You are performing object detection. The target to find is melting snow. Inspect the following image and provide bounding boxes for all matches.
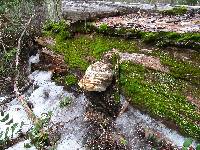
[116,98,193,147]
[6,140,36,150]
[57,134,85,150]
[0,104,32,140]
[29,54,40,64]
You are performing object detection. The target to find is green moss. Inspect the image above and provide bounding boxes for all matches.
[43,20,71,41]
[95,23,199,50]
[98,23,109,33]
[161,6,188,15]
[141,32,159,44]
[65,74,77,86]
[0,48,16,76]
[43,20,200,141]
[152,51,200,85]
[120,62,200,140]
[49,34,138,71]
[113,91,120,104]
[140,31,200,50]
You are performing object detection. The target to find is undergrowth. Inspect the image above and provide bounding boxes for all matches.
[28,112,53,149]
[0,110,24,149]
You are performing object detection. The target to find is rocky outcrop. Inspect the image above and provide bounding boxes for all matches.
[104,49,169,73]
[78,61,113,92]
[79,49,169,92]
[94,10,200,33]
[62,0,139,22]
[119,52,169,73]
[32,47,68,74]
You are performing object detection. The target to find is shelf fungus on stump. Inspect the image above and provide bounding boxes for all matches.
[78,61,113,92]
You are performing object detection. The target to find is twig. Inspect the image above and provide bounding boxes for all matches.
[0,32,6,53]
[14,15,33,96]
[13,14,38,123]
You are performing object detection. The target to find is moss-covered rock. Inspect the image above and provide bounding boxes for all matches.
[152,51,200,85]
[94,24,200,50]
[119,61,200,141]
[160,6,188,16]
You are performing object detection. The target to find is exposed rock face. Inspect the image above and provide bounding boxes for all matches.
[32,47,68,74]
[78,61,113,92]
[104,49,169,73]
[120,52,169,73]
[62,0,139,22]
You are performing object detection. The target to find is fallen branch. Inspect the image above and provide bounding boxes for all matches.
[0,31,6,53]
[13,14,38,124]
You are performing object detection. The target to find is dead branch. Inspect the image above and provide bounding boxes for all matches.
[13,14,38,124]
[0,31,6,53]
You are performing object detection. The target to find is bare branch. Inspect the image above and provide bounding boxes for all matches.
[13,14,38,123]
[0,31,6,53]
[14,15,34,96]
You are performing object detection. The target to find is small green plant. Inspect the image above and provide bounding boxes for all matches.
[28,111,52,149]
[98,23,109,33]
[59,97,72,108]
[161,6,187,15]
[0,110,23,149]
[24,143,32,148]
[120,137,128,145]
[64,74,77,86]
[0,48,16,76]
[182,138,200,150]
[3,48,16,63]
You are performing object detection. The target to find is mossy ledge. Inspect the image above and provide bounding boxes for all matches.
[41,20,200,141]
[43,20,200,51]
[160,6,188,16]
[95,24,200,51]
[119,62,200,141]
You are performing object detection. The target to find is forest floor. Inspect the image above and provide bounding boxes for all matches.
[0,3,200,150]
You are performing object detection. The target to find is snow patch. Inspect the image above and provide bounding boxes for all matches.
[116,102,189,147]
[28,70,53,87]
[6,140,36,150]
[0,104,32,140]
[0,96,6,102]
[57,134,85,150]
[29,54,40,64]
